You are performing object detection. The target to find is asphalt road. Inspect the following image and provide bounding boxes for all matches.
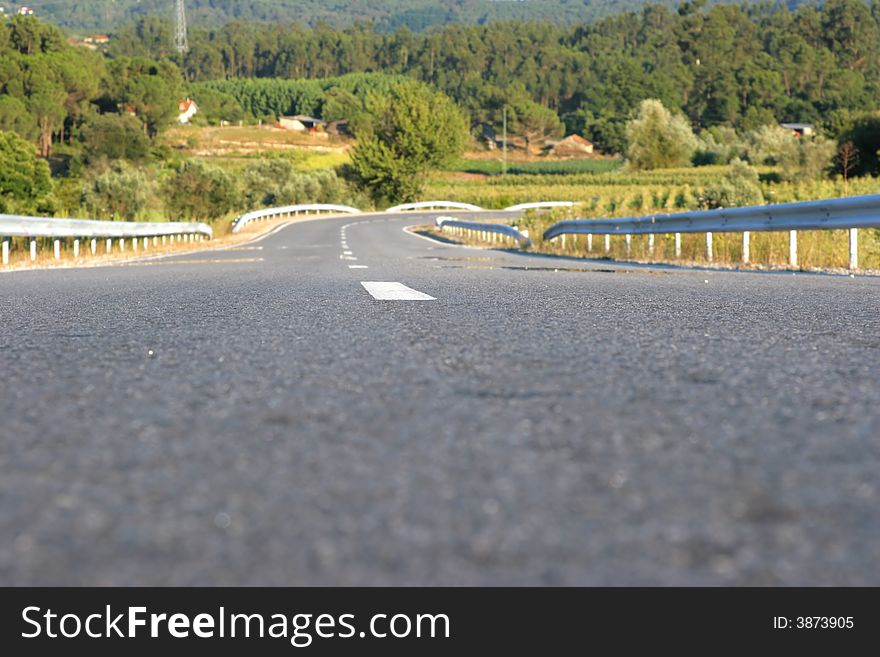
[1,212,878,586]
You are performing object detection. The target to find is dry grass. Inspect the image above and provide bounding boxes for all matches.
[163,125,351,168]
[427,220,880,274]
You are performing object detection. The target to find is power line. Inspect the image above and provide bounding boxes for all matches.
[174,0,189,54]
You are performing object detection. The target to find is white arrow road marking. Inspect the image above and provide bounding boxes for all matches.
[360,282,435,301]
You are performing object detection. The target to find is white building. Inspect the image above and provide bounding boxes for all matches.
[178,99,199,124]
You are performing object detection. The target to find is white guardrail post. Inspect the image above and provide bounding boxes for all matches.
[0,214,212,266]
[541,194,880,272]
[849,228,858,270]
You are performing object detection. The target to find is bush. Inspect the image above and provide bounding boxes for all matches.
[747,125,836,181]
[239,159,361,209]
[161,160,240,221]
[702,159,764,209]
[694,126,745,166]
[746,125,793,165]
[82,162,157,220]
[778,136,837,182]
[0,130,55,214]
[625,99,697,170]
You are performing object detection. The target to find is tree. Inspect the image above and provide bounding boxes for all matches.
[161,160,240,221]
[837,141,859,195]
[189,88,245,125]
[778,135,837,181]
[839,111,880,175]
[0,130,54,213]
[80,113,152,164]
[103,57,184,136]
[507,96,564,153]
[82,162,156,220]
[350,82,467,203]
[625,99,698,169]
[0,95,35,139]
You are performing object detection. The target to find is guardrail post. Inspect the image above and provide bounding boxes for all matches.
[789,230,797,267]
[560,234,566,250]
[30,238,37,261]
[106,238,112,253]
[1,237,8,265]
[73,238,80,258]
[53,239,61,260]
[625,234,632,255]
[120,238,125,253]
[604,234,610,254]
[153,236,158,247]
[674,233,681,258]
[648,234,655,256]
[90,239,97,255]
[849,228,858,271]
[161,235,167,245]
[742,231,750,264]
[706,232,713,262]
[587,234,593,252]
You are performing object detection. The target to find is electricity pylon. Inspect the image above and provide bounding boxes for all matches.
[174,0,189,54]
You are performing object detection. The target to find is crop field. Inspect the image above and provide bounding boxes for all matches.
[427,166,880,210]
[426,164,880,271]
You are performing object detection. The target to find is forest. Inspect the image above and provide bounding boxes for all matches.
[98,0,880,155]
[2,1,817,32]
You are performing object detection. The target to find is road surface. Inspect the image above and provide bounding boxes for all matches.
[1,212,878,585]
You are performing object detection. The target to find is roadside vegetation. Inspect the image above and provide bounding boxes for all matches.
[1,5,879,270]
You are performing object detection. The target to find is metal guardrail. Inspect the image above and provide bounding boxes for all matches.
[504,201,576,212]
[388,201,483,213]
[435,216,531,247]
[0,214,212,265]
[231,204,361,233]
[542,194,880,270]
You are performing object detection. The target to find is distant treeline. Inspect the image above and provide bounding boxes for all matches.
[2,1,818,32]
[105,0,880,151]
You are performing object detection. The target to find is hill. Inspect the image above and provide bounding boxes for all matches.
[3,0,812,32]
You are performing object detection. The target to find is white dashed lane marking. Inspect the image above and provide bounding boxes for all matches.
[360,282,435,301]
[348,265,368,269]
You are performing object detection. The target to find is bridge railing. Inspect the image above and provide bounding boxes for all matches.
[388,201,483,212]
[231,204,361,233]
[0,214,212,265]
[435,216,531,247]
[542,194,880,270]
